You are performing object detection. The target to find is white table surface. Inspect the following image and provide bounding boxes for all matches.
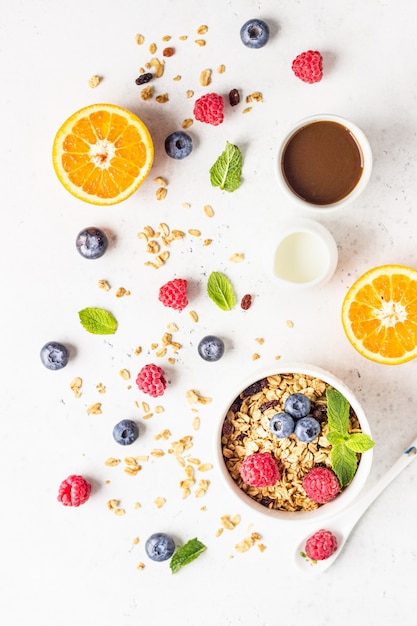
[3,1,417,624]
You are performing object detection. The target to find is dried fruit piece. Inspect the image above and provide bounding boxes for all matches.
[240,294,252,310]
[229,89,240,106]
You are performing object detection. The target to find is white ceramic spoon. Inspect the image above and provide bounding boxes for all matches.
[294,435,417,573]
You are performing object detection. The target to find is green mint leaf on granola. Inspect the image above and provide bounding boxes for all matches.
[326,388,350,434]
[78,307,118,335]
[330,442,358,487]
[325,431,345,446]
[169,537,207,574]
[209,141,242,192]
[345,433,375,453]
[207,271,235,310]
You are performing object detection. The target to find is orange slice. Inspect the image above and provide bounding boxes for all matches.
[52,103,154,205]
[341,265,417,365]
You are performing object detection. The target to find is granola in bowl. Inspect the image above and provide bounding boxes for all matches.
[218,364,374,523]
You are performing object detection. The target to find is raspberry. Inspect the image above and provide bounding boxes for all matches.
[239,452,280,488]
[193,93,224,126]
[302,466,340,503]
[292,50,323,84]
[136,363,167,397]
[159,278,188,311]
[305,529,338,561]
[57,474,91,507]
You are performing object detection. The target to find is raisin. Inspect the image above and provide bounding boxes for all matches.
[241,294,252,310]
[163,47,174,57]
[259,399,279,412]
[222,420,233,436]
[311,404,327,422]
[135,72,153,85]
[240,378,267,398]
[229,88,240,106]
[260,496,275,507]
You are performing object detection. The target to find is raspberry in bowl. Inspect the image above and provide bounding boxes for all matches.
[216,363,374,524]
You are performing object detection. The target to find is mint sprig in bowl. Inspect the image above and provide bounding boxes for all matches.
[216,363,374,524]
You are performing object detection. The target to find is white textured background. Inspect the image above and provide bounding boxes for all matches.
[2,1,417,624]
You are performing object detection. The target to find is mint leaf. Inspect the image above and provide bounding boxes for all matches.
[345,433,375,453]
[326,388,350,434]
[330,442,358,487]
[325,431,345,446]
[209,141,242,192]
[78,307,118,335]
[207,271,235,310]
[170,538,207,574]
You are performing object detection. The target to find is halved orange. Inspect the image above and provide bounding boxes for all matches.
[52,103,154,205]
[342,265,417,365]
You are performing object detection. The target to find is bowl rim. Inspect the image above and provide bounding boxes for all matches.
[275,113,373,214]
[215,362,373,525]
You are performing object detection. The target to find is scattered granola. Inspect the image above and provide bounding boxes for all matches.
[88,75,101,88]
[70,377,82,398]
[87,402,102,415]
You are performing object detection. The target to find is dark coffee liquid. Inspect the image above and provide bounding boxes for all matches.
[282,121,364,205]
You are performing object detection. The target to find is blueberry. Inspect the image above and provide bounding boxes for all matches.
[165,131,193,159]
[40,341,69,370]
[294,417,321,443]
[112,419,139,445]
[270,413,295,438]
[284,393,311,419]
[197,335,225,362]
[240,19,270,49]
[76,227,108,259]
[145,532,175,562]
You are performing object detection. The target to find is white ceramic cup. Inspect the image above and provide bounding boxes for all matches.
[216,363,373,525]
[263,217,338,288]
[276,114,373,213]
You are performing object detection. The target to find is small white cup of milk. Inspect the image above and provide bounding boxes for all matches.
[263,218,338,288]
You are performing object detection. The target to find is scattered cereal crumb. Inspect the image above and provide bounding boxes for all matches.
[162,35,171,41]
[186,90,194,98]
[149,43,157,54]
[246,91,263,103]
[203,204,214,217]
[98,279,110,291]
[155,405,165,413]
[197,25,208,34]
[88,75,101,88]
[189,310,199,323]
[116,287,130,297]
[199,69,212,87]
[275,355,282,360]
[182,118,193,129]
[136,562,145,570]
[217,64,226,74]
[105,458,121,467]
[179,35,188,41]
[87,402,102,415]
[195,39,206,46]
[114,508,126,516]
[257,543,267,552]
[252,353,260,361]
[203,239,212,246]
[192,416,200,431]
[155,94,169,104]
[135,34,144,45]
[132,537,140,545]
[70,377,82,398]
[134,502,142,509]
[167,322,178,332]
[242,107,252,114]
[182,202,191,209]
[96,382,106,393]
[154,497,166,508]
[286,320,294,328]
[156,186,167,200]
[154,176,167,186]
[229,253,244,263]
[119,369,130,380]
[107,499,119,510]
[173,75,182,81]
[216,528,224,537]
[255,338,264,345]
[188,228,201,236]
[198,463,213,472]
[149,57,164,77]
[150,448,165,458]
[141,86,153,100]
[134,346,143,355]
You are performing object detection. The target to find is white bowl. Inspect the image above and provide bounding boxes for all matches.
[276,114,373,213]
[262,217,338,289]
[216,363,373,525]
